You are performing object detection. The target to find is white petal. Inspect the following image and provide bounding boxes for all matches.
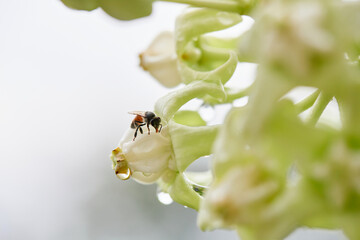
[120,127,172,175]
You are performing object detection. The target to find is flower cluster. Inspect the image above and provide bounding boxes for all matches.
[63,0,360,239]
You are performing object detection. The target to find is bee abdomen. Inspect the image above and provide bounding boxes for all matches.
[131,115,144,129]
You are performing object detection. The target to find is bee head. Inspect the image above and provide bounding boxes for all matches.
[150,117,161,132]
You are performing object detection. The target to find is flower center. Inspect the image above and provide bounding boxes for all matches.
[111,147,131,180]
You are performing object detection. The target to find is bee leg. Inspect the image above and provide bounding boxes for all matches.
[147,122,151,135]
[133,128,140,141]
[139,127,143,134]
[159,124,163,133]
[133,124,146,141]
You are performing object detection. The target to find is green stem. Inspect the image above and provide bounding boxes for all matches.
[295,89,321,114]
[159,0,242,13]
[225,85,252,103]
[194,34,239,65]
[155,81,225,121]
[200,46,232,64]
[202,85,252,105]
[306,92,332,126]
[200,35,259,63]
[200,35,240,51]
[336,89,360,148]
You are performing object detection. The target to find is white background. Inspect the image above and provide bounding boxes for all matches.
[0,1,347,240]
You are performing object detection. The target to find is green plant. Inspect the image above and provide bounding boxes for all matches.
[64,0,360,239]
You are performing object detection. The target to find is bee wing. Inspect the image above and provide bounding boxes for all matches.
[128,111,146,117]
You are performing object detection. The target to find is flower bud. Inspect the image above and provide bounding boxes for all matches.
[198,164,279,230]
[139,31,182,88]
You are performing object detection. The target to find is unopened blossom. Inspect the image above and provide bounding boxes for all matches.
[198,164,280,230]
[139,31,182,88]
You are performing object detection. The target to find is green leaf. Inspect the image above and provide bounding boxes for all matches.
[61,0,154,20]
[61,0,99,11]
[99,0,154,20]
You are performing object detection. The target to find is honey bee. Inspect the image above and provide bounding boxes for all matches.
[129,111,162,141]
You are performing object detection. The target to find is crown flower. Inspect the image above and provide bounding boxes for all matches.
[62,0,360,239]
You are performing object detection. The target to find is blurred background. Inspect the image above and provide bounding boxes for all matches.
[0,1,348,239]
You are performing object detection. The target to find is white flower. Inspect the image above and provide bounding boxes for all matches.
[139,31,182,88]
[111,126,176,184]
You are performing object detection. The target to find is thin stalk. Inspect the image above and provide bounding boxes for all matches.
[200,35,259,63]
[200,46,231,63]
[225,85,252,103]
[200,35,240,50]
[306,92,333,126]
[202,85,252,105]
[159,0,242,13]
